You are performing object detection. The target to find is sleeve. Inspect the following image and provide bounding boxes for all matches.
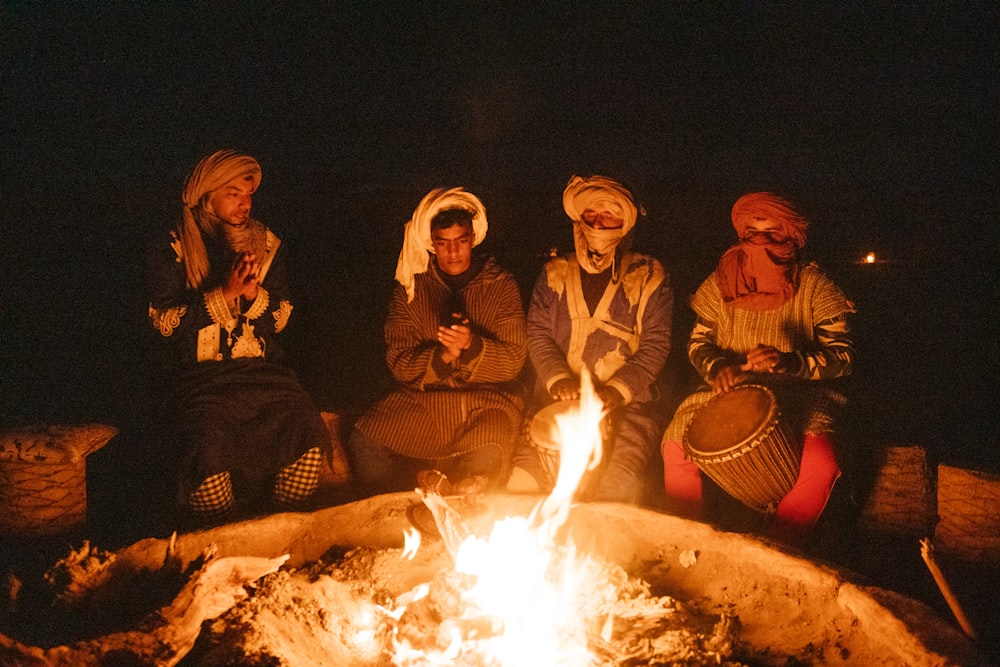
[383,284,444,389]
[686,275,739,383]
[783,271,857,380]
[454,272,526,385]
[250,239,295,338]
[605,262,673,405]
[145,231,223,365]
[526,261,577,393]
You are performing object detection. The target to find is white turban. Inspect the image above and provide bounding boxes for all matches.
[562,175,640,274]
[394,187,488,302]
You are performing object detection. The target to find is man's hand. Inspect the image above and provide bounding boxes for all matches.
[549,377,579,401]
[437,314,472,363]
[711,364,748,396]
[596,385,624,412]
[712,344,790,395]
[741,344,787,374]
[223,252,260,303]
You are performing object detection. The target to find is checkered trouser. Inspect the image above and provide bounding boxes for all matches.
[188,471,235,521]
[273,446,323,505]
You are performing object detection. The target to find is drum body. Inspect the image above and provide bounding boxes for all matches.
[527,400,578,488]
[683,385,801,513]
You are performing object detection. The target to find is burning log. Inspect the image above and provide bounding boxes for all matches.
[376,534,743,666]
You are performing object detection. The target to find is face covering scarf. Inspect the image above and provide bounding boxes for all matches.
[563,175,639,276]
[715,192,808,311]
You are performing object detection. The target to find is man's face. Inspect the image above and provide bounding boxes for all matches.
[432,223,473,275]
[207,174,256,226]
[742,216,788,244]
[581,208,624,230]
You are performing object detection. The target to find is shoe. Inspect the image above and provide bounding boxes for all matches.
[416,469,454,495]
[454,475,488,496]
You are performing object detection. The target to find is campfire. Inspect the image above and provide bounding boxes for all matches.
[378,370,739,665]
[0,372,988,665]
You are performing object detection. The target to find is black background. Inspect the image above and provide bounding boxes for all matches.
[2,2,998,473]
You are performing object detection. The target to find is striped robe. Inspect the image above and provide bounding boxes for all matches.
[664,262,857,443]
[354,256,527,460]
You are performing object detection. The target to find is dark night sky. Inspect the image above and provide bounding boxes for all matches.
[2,3,998,469]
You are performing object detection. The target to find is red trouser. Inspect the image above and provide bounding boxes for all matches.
[661,432,841,547]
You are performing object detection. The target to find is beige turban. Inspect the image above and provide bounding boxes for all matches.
[177,149,262,289]
[394,187,488,302]
[562,175,640,274]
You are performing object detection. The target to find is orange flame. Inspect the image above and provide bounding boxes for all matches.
[390,369,608,665]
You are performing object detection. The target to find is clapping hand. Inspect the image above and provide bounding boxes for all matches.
[438,313,472,362]
[224,252,260,302]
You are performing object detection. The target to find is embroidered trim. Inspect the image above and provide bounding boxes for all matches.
[231,321,265,359]
[169,230,183,263]
[272,299,293,333]
[244,287,270,320]
[204,287,238,331]
[148,304,187,336]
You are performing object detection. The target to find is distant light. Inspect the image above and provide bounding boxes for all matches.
[864,252,876,264]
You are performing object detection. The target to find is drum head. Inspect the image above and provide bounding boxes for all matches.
[685,385,775,456]
[529,399,579,453]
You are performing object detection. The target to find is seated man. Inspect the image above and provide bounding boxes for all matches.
[346,188,527,497]
[661,192,857,548]
[507,175,673,505]
[145,149,330,525]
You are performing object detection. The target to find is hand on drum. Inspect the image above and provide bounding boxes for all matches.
[712,345,787,395]
[711,365,749,396]
[596,385,624,412]
[549,377,580,401]
[742,344,788,375]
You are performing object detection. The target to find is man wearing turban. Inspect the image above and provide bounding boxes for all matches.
[507,175,673,505]
[346,188,527,498]
[661,192,857,548]
[146,149,329,525]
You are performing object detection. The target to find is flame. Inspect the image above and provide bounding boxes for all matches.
[389,369,609,665]
[402,527,421,560]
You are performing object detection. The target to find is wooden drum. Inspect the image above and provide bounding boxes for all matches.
[527,400,579,489]
[683,384,801,514]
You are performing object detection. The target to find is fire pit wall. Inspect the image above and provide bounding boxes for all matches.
[111,492,985,666]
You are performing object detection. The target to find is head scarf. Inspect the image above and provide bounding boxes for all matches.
[394,187,488,302]
[562,175,641,276]
[715,192,809,311]
[177,149,263,289]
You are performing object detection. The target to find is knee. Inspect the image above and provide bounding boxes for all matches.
[661,437,693,469]
[273,447,323,505]
[188,471,235,522]
[800,433,841,482]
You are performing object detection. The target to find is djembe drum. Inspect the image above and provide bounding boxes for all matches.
[527,400,579,489]
[683,384,801,514]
